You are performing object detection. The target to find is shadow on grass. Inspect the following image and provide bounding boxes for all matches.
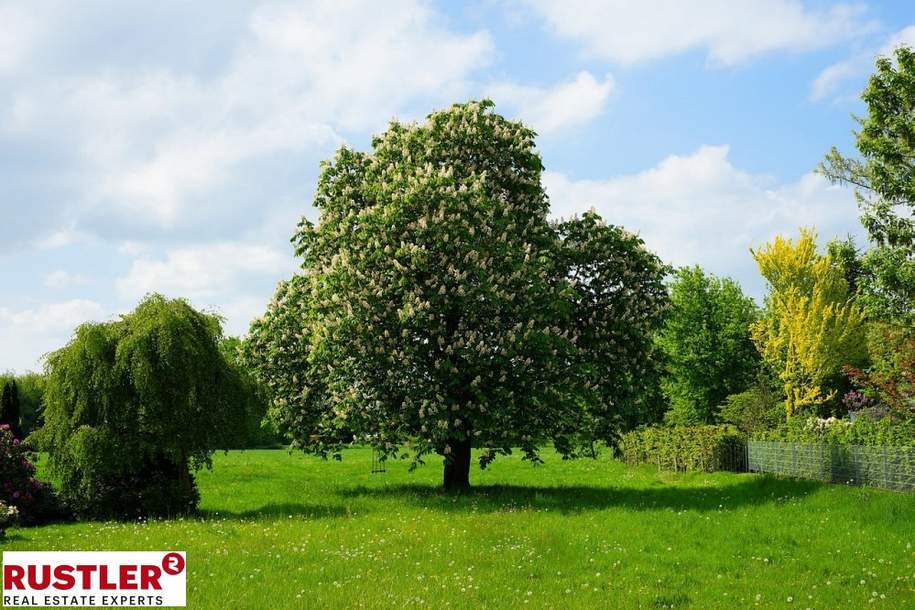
[336,474,823,514]
[198,502,350,522]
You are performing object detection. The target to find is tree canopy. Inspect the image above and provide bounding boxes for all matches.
[220,336,277,447]
[658,266,760,424]
[552,212,670,438]
[245,100,668,489]
[820,45,915,325]
[750,229,868,418]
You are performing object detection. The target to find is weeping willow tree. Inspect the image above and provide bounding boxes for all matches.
[750,229,867,418]
[39,294,248,518]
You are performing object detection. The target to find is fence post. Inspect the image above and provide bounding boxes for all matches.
[883,446,889,489]
[820,444,828,481]
[852,445,859,485]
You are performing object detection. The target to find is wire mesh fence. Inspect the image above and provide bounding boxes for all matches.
[747,441,915,492]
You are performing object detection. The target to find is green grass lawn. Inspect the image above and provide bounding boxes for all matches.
[4,448,915,609]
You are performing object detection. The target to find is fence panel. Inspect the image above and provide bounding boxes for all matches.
[747,441,915,492]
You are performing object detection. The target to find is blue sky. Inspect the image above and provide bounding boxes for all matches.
[1,0,913,372]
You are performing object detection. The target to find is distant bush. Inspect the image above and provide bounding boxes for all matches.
[619,425,746,472]
[1,380,22,438]
[0,372,46,437]
[718,372,783,436]
[756,416,915,447]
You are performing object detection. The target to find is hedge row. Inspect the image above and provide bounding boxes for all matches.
[754,416,915,447]
[619,425,746,472]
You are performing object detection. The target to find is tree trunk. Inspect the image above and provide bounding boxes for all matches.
[443,438,471,492]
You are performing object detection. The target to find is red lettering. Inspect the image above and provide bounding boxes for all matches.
[52,565,75,590]
[74,565,96,589]
[28,565,51,590]
[140,565,162,590]
[99,565,116,590]
[3,559,175,592]
[119,565,138,590]
[3,565,24,590]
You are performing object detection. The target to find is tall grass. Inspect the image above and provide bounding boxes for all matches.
[5,447,914,608]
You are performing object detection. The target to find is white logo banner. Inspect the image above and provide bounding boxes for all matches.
[2,551,186,607]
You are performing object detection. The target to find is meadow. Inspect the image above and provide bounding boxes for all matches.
[4,448,915,609]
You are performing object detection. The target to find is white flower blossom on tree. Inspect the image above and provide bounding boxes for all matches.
[244,101,668,490]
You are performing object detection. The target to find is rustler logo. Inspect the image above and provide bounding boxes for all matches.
[1,552,186,607]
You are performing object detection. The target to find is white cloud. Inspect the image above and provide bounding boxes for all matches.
[0,300,106,371]
[1,241,292,370]
[117,241,152,257]
[811,24,915,101]
[486,71,614,134]
[524,0,870,66]
[0,0,497,370]
[43,271,90,289]
[811,59,861,101]
[114,242,297,343]
[244,1,492,130]
[0,4,42,77]
[544,145,864,298]
[879,25,915,56]
[2,0,493,237]
[1,300,104,334]
[0,0,877,373]
[117,243,293,301]
[217,295,277,337]
[93,117,340,227]
[30,228,95,250]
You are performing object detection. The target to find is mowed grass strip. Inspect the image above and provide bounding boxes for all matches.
[4,448,914,609]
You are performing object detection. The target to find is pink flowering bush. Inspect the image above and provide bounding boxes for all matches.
[0,424,63,525]
[842,390,875,413]
[0,501,17,538]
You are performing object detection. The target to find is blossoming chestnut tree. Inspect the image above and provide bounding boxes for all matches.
[245,101,668,490]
